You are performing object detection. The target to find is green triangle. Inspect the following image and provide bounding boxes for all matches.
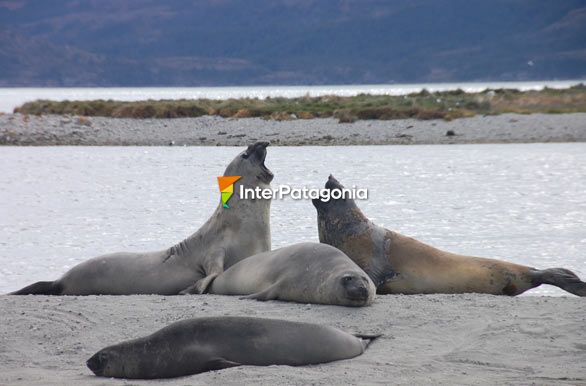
[221,191,233,208]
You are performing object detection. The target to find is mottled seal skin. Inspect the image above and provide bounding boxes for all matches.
[11,142,273,296]
[87,316,379,379]
[207,242,378,307]
[313,175,586,297]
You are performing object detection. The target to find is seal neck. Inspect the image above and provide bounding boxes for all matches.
[318,207,372,245]
[169,195,271,259]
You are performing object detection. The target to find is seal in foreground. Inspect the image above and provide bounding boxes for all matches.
[87,316,379,379]
[313,175,586,296]
[11,142,273,295]
[201,242,381,307]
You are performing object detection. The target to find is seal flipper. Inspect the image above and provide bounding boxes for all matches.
[353,333,382,350]
[10,280,63,295]
[179,248,226,295]
[205,358,241,372]
[239,285,279,301]
[179,273,219,295]
[363,238,397,289]
[532,268,586,297]
[365,265,397,289]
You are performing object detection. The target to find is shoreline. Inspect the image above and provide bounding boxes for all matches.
[1,294,584,385]
[1,112,585,146]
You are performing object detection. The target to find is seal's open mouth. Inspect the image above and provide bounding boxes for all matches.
[250,141,273,182]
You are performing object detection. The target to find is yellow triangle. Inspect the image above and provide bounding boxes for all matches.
[221,185,234,193]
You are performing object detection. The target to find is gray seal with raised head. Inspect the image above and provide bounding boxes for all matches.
[313,175,586,296]
[202,242,378,307]
[11,142,273,295]
[87,316,379,379]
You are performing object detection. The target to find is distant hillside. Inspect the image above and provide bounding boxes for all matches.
[1,0,585,86]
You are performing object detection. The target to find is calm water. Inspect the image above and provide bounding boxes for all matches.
[1,80,584,113]
[1,144,585,295]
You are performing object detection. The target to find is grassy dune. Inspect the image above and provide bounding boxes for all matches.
[14,84,586,123]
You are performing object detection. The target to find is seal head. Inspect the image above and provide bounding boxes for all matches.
[224,141,273,185]
[87,349,120,377]
[337,271,374,305]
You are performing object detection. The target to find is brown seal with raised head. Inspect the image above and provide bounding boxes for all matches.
[87,316,379,379]
[313,175,586,296]
[11,142,273,295]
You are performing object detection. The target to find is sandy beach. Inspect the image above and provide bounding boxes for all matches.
[1,112,585,146]
[0,294,584,385]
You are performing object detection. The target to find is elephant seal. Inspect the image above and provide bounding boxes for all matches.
[313,175,586,296]
[199,242,380,307]
[11,142,273,295]
[87,316,379,379]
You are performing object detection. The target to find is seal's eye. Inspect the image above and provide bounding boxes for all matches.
[342,276,353,283]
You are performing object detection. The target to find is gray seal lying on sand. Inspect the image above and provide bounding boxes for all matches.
[313,175,586,296]
[87,316,379,379]
[11,142,273,295]
[192,242,382,307]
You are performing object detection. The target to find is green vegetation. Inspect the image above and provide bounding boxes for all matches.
[14,84,586,123]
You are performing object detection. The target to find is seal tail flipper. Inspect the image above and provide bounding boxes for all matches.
[353,333,382,350]
[10,280,63,295]
[532,268,586,297]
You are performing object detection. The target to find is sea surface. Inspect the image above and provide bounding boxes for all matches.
[0,80,584,113]
[1,144,585,296]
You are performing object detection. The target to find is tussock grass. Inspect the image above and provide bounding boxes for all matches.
[14,84,586,123]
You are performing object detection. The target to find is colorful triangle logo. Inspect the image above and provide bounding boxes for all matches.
[217,176,241,208]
